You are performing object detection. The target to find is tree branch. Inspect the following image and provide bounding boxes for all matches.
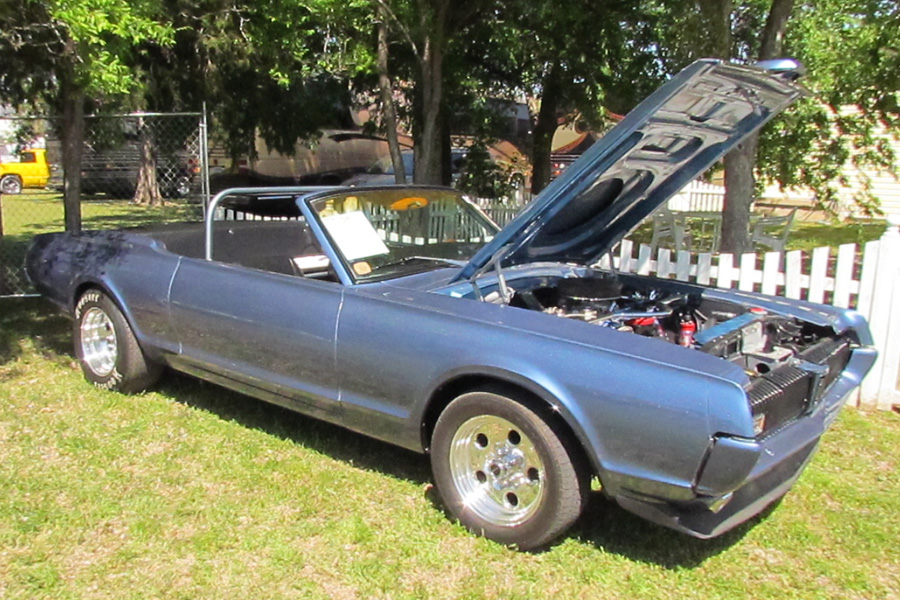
[372,0,419,58]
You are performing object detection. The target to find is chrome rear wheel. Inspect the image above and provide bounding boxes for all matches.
[80,306,118,377]
[1,175,22,194]
[73,290,161,393]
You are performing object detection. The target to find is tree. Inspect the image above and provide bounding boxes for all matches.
[656,0,899,251]
[0,0,173,229]
[129,1,344,155]
[758,0,900,217]
[372,0,494,185]
[650,0,784,253]
[721,0,794,255]
[514,1,662,194]
[375,2,407,184]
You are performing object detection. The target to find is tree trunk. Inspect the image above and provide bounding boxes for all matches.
[133,120,163,206]
[720,0,794,253]
[61,82,84,233]
[440,115,451,186]
[530,63,561,195]
[377,5,407,184]
[413,0,447,185]
[722,138,757,254]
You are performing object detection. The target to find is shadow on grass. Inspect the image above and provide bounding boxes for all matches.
[569,493,776,568]
[162,364,759,566]
[4,296,757,566]
[79,212,202,232]
[155,371,434,488]
[0,297,71,366]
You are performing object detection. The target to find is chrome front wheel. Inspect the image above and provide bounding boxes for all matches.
[448,414,545,527]
[431,390,589,550]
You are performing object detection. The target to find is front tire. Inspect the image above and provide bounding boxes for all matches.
[431,390,589,550]
[73,290,161,393]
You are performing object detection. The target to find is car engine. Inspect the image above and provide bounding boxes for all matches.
[504,273,839,377]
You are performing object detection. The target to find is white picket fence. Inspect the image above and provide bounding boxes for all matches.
[599,216,900,411]
[668,180,726,212]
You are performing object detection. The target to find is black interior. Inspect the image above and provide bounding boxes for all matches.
[141,220,333,279]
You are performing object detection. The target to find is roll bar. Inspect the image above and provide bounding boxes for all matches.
[204,187,336,261]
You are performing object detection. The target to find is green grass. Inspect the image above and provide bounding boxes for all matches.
[628,218,886,254]
[0,191,201,239]
[1,298,899,599]
[786,220,886,253]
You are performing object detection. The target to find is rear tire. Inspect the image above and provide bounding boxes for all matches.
[431,390,589,550]
[73,290,161,393]
[1,174,23,194]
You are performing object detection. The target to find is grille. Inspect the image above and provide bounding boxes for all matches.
[749,336,852,435]
[801,337,851,396]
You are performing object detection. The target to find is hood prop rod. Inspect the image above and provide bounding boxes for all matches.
[470,255,514,304]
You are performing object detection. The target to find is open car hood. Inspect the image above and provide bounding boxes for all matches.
[453,58,806,283]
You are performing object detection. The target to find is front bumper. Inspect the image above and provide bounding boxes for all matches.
[612,345,876,538]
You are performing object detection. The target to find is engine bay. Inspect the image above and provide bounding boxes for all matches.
[500,272,835,377]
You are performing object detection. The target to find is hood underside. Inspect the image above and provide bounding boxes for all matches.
[454,59,806,283]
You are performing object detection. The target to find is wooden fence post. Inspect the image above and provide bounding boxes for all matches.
[859,215,900,410]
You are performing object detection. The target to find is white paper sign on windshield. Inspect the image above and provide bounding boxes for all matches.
[321,211,390,261]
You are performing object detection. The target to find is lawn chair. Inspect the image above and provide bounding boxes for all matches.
[650,209,691,253]
[751,208,796,253]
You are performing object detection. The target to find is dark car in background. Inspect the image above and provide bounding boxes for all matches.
[80,142,198,199]
[343,149,467,187]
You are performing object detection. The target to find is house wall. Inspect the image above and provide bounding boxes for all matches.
[837,128,900,218]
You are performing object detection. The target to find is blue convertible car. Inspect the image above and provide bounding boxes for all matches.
[27,59,876,549]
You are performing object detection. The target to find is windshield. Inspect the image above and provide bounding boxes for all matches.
[308,188,498,283]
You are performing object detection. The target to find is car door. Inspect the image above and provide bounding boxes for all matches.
[17,151,41,187]
[167,258,343,416]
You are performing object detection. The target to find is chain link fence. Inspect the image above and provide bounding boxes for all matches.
[0,112,208,297]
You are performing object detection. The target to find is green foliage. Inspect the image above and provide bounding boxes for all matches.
[456,143,513,199]
[140,0,370,160]
[48,0,174,95]
[758,0,899,215]
[652,0,898,218]
[0,0,173,107]
[496,0,664,116]
[3,0,899,215]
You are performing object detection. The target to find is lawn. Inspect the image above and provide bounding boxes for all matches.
[1,298,898,599]
[627,217,886,254]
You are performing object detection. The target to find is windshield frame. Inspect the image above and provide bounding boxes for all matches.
[302,186,500,285]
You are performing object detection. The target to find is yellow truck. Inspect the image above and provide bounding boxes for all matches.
[0,148,51,194]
